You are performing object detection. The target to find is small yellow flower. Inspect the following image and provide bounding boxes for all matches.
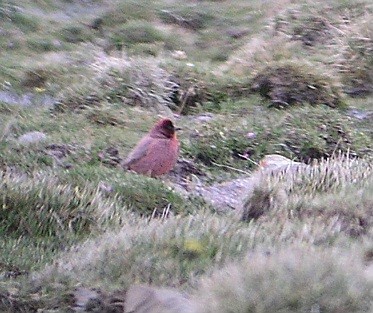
[183,239,204,254]
[34,87,46,93]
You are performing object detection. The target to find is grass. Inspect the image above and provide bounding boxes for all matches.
[110,21,165,49]
[184,105,372,170]
[0,0,372,312]
[242,154,373,231]
[194,247,372,313]
[251,62,344,108]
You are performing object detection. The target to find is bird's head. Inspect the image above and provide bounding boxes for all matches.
[151,118,181,139]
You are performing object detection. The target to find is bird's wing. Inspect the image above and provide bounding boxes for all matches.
[121,136,153,168]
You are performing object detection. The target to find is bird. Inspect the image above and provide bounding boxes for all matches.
[121,118,180,177]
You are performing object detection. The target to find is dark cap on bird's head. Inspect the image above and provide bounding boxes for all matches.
[151,118,181,138]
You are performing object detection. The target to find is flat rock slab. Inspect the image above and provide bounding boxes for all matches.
[18,131,47,145]
[195,176,258,212]
[192,155,306,213]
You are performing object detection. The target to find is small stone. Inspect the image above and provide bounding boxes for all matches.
[73,287,100,308]
[171,50,187,60]
[194,113,214,123]
[18,131,47,145]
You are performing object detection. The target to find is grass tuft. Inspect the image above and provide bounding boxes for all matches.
[194,248,372,313]
[252,63,344,108]
[0,168,194,239]
[242,155,373,238]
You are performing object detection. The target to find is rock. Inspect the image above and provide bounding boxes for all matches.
[195,177,256,212]
[18,131,47,145]
[73,287,100,309]
[167,154,307,214]
[348,109,373,120]
[258,154,307,174]
[171,50,187,60]
[246,132,256,139]
[125,284,194,313]
[194,155,307,213]
[72,287,125,312]
[0,90,55,107]
[193,113,214,123]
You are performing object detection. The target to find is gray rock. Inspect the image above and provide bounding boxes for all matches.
[193,155,307,213]
[196,177,256,212]
[0,90,55,107]
[18,131,47,145]
[125,284,195,313]
[73,287,100,309]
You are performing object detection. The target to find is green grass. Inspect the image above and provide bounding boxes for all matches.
[184,105,372,170]
[0,0,372,312]
[110,21,165,49]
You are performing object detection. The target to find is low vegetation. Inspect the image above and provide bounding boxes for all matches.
[186,105,372,169]
[0,0,372,312]
[194,248,372,313]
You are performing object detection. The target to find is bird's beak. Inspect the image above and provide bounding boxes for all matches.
[174,127,182,131]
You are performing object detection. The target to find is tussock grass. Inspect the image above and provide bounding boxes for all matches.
[194,248,372,313]
[3,10,40,33]
[28,211,358,294]
[0,236,72,272]
[242,155,373,237]
[159,7,215,31]
[2,175,372,311]
[0,172,112,237]
[58,24,93,44]
[252,62,344,108]
[264,153,372,194]
[54,53,176,115]
[54,52,252,115]
[23,208,372,311]
[0,168,193,239]
[100,1,157,26]
[0,1,372,312]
